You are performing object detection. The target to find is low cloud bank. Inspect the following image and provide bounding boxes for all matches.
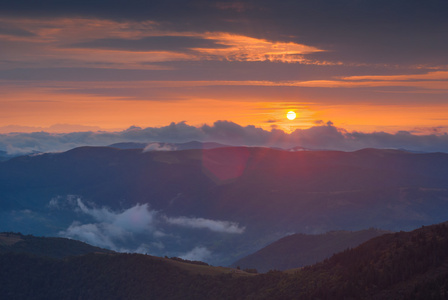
[179,246,212,262]
[57,197,244,256]
[60,199,158,251]
[143,142,178,152]
[165,216,245,234]
[2,121,448,155]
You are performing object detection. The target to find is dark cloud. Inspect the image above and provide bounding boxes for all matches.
[2,121,448,154]
[1,0,447,65]
[69,36,230,52]
[0,67,169,81]
[0,59,438,84]
[0,62,353,82]
[0,25,35,37]
[258,0,448,65]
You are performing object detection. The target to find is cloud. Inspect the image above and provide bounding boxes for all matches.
[179,246,212,262]
[74,199,156,232]
[1,0,447,66]
[143,142,177,152]
[165,216,245,234]
[60,198,158,251]
[47,195,79,210]
[69,36,230,52]
[3,121,448,155]
[62,221,126,249]
[0,24,35,37]
[341,71,448,81]
[58,196,245,257]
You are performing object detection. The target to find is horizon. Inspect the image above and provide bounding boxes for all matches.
[1,1,448,138]
[3,2,448,295]
[2,120,448,155]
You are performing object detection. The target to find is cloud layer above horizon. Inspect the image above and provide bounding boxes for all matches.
[2,121,448,154]
[0,1,447,133]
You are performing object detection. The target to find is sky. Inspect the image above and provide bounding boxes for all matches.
[1,0,448,151]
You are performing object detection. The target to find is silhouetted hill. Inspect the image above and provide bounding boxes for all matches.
[231,228,390,272]
[109,141,230,150]
[0,232,113,258]
[267,221,448,299]
[1,222,448,299]
[108,142,148,149]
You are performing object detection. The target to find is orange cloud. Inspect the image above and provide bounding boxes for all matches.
[341,71,448,81]
[195,32,324,63]
[0,16,328,67]
[289,80,448,90]
[283,70,448,91]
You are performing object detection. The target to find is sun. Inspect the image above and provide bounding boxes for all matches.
[286,111,296,120]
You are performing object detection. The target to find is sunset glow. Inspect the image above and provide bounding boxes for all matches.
[286,111,296,120]
[0,1,447,151]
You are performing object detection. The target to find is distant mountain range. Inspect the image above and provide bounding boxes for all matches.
[0,150,8,161]
[231,228,390,272]
[109,141,231,151]
[0,149,41,161]
[2,145,448,265]
[0,141,231,162]
[2,222,448,299]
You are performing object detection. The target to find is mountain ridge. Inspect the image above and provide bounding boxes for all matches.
[231,228,391,272]
[2,221,448,299]
[2,146,448,265]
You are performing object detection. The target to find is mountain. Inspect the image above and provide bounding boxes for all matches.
[0,232,113,258]
[287,146,326,151]
[108,141,230,151]
[0,149,40,161]
[231,228,390,272]
[264,221,448,299]
[1,222,448,299]
[2,146,448,265]
[0,150,8,161]
[0,235,255,300]
[107,142,148,149]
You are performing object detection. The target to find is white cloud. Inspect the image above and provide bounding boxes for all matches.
[165,216,245,234]
[179,246,212,262]
[58,197,244,258]
[61,221,127,249]
[60,199,158,251]
[143,142,177,152]
[73,198,156,232]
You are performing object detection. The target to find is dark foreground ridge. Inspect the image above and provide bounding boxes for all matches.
[231,228,390,272]
[1,222,448,299]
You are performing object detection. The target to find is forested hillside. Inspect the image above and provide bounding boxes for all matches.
[232,228,389,272]
[0,232,113,258]
[2,222,448,299]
